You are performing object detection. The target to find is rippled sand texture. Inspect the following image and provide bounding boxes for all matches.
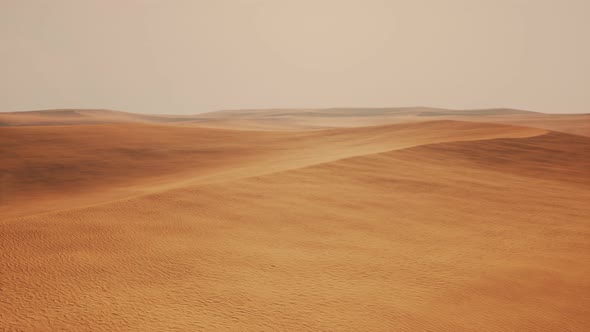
[1,109,589,331]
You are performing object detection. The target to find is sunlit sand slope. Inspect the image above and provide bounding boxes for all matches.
[0,121,542,219]
[1,123,588,331]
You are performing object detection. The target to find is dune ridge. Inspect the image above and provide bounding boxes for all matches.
[1,120,545,220]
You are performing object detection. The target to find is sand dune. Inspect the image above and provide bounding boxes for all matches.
[0,109,198,126]
[4,107,587,137]
[1,110,589,331]
[1,120,543,220]
[191,107,590,136]
[457,113,590,137]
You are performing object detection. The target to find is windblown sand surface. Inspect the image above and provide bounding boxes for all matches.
[1,110,589,331]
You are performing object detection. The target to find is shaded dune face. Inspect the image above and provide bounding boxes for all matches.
[0,124,284,219]
[1,113,589,331]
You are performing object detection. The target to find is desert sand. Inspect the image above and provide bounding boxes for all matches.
[188,107,590,136]
[1,109,589,331]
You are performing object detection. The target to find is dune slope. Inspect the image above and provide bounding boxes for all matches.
[0,120,543,220]
[1,120,589,331]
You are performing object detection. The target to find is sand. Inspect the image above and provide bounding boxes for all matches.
[188,107,590,136]
[3,108,588,136]
[1,110,589,331]
[0,109,196,126]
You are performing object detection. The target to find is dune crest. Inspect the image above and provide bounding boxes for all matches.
[1,120,544,220]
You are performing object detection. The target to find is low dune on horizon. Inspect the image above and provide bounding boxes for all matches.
[2,107,589,136]
[1,108,589,331]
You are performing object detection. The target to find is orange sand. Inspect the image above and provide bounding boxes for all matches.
[1,110,589,331]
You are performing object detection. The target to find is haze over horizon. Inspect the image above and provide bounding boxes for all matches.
[2,0,589,114]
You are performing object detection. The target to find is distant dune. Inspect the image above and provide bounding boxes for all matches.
[0,109,197,126]
[2,107,588,137]
[191,107,590,136]
[1,109,589,331]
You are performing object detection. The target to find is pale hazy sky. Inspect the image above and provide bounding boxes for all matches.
[1,0,589,114]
